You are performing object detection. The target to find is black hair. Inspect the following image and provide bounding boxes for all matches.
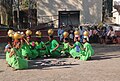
[37,37,41,42]
[83,38,87,41]
[80,26,83,30]
[64,38,68,41]
[49,35,53,39]
[76,37,79,40]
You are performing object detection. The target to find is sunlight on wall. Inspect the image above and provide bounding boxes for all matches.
[37,0,103,26]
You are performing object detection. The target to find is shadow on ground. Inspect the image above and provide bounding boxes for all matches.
[28,59,79,70]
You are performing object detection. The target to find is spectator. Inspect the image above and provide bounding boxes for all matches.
[69,27,74,43]
[107,26,117,43]
[79,26,84,43]
[88,28,93,43]
[92,26,99,43]
[99,27,107,44]
[58,25,64,42]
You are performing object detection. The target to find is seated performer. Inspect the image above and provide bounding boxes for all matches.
[4,42,12,66]
[35,37,47,58]
[29,41,39,59]
[61,38,71,57]
[69,37,83,58]
[9,40,28,70]
[80,38,94,61]
[46,35,61,58]
[21,38,32,60]
[26,36,38,59]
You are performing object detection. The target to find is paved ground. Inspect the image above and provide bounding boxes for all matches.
[0,44,120,81]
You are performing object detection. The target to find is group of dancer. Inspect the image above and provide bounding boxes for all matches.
[4,29,94,70]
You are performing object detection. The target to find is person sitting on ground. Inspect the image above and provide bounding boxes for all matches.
[61,38,71,57]
[4,42,12,66]
[29,41,39,59]
[80,38,94,61]
[9,40,28,70]
[46,35,61,58]
[21,38,32,60]
[35,37,47,58]
[69,37,83,59]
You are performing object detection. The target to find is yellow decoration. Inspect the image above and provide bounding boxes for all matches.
[83,31,89,36]
[21,32,25,38]
[13,32,22,39]
[8,30,14,37]
[36,31,42,36]
[63,32,69,38]
[74,31,80,35]
[48,29,54,35]
[25,30,32,36]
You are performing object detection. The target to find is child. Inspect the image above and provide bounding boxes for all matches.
[69,37,82,58]
[80,38,94,61]
[9,40,28,70]
[61,38,71,57]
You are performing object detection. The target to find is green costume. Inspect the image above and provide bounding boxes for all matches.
[29,42,38,59]
[6,52,11,66]
[21,43,32,58]
[10,48,28,70]
[61,42,71,56]
[70,41,82,58]
[80,42,94,61]
[46,40,61,58]
[6,52,10,62]
[36,41,47,58]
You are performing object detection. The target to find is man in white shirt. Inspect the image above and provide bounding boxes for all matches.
[79,26,84,43]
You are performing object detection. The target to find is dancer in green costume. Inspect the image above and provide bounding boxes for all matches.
[35,37,47,58]
[4,42,12,66]
[69,37,83,58]
[80,38,94,61]
[9,40,28,70]
[26,36,38,59]
[46,36,61,58]
[21,38,32,60]
[29,41,39,59]
[61,38,71,57]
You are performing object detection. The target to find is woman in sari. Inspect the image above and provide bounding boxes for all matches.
[46,35,61,58]
[69,37,83,58]
[35,37,47,58]
[9,40,28,70]
[80,38,94,61]
[21,38,32,60]
[61,38,71,57]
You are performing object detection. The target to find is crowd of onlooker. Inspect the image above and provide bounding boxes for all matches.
[57,24,118,44]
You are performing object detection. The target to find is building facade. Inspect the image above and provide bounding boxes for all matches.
[112,0,120,24]
[0,0,13,26]
[1,0,103,28]
[37,0,103,27]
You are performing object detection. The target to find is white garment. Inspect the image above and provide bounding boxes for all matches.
[107,30,115,37]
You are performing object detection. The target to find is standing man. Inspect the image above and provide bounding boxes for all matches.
[79,26,84,43]
[58,25,64,42]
